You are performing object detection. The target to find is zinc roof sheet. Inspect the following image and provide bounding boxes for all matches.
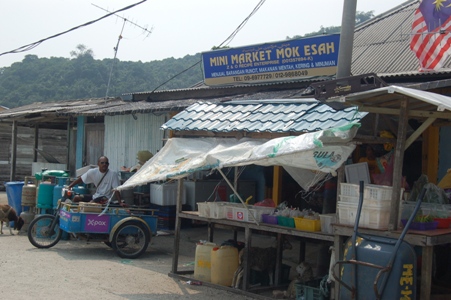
[162,100,366,133]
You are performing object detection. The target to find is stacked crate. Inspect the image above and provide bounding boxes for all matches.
[150,204,191,230]
[337,183,394,230]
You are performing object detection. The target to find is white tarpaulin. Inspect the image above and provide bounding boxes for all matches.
[117,123,361,190]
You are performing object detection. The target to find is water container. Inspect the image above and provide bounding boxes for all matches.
[53,177,69,208]
[194,242,217,282]
[37,182,55,209]
[210,245,239,286]
[22,177,37,207]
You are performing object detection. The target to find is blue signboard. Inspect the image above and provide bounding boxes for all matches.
[202,34,340,86]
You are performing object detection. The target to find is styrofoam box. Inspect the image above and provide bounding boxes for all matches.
[150,183,186,206]
[340,183,393,201]
[339,195,391,208]
[337,202,391,229]
[319,213,337,234]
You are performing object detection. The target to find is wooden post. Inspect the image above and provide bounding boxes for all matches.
[10,121,17,181]
[171,178,184,273]
[243,227,251,290]
[272,166,282,206]
[389,98,408,231]
[34,124,39,162]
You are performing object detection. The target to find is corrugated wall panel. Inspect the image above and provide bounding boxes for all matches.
[104,113,167,172]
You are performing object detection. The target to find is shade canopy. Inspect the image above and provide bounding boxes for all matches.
[117,123,360,190]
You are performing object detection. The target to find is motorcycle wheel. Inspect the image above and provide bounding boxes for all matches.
[28,215,63,249]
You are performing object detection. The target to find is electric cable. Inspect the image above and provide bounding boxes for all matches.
[0,0,147,57]
[150,0,267,93]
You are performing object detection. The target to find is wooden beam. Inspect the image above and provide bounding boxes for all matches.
[405,117,436,151]
[357,106,451,119]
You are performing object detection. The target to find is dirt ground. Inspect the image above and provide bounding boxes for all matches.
[1,192,322,300]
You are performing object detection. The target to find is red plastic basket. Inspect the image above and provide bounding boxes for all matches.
[434,217,451,229]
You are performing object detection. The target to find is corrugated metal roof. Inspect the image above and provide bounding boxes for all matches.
[353,0,451,76]
[162,100,366,133]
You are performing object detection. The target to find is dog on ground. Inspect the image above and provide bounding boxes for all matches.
[0,204,24,235]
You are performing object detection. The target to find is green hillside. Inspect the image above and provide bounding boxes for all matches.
[0,51,203,108]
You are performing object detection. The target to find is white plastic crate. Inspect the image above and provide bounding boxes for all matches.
[319,213,336,234]
[210,202,239,219]
[150,183,186,206]
[339,195,391,208]
[197,202,210,217]
[340,183,393,201]
[225,206,257,222]
[337,202,391,230]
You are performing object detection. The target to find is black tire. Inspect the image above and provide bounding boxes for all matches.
[27,215,62,249]
[111,221,150,259]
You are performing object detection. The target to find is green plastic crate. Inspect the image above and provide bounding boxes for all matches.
[295,278,328,300]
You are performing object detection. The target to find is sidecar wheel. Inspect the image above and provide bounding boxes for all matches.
[111,221,150,259]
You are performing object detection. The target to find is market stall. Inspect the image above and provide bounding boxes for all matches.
[117,86,451,299]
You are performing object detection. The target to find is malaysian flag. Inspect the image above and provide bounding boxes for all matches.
[410,0,451,71]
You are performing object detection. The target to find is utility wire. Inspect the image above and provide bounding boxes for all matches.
[150,0,267,93]
[0,0,147,57]
[218,0,266,48]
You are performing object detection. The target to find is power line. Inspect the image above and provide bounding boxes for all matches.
[0,0,147,57]
[150,0,267,93]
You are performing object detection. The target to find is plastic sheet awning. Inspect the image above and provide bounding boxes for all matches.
[117,123,360,191]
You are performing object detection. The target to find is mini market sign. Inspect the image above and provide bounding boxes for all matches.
[202,34,340,86]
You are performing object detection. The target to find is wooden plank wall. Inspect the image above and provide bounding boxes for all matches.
[0,124,67,190]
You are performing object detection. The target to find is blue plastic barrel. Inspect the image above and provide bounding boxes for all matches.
[5,181,24,216]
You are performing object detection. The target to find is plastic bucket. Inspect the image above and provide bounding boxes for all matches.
[5,181,24,216]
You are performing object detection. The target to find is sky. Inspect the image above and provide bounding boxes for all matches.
[0,0,412,68]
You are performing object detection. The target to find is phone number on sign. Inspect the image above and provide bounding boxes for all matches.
[238,71,309,81]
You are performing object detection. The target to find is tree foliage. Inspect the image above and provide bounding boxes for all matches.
[0,49,203,108]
